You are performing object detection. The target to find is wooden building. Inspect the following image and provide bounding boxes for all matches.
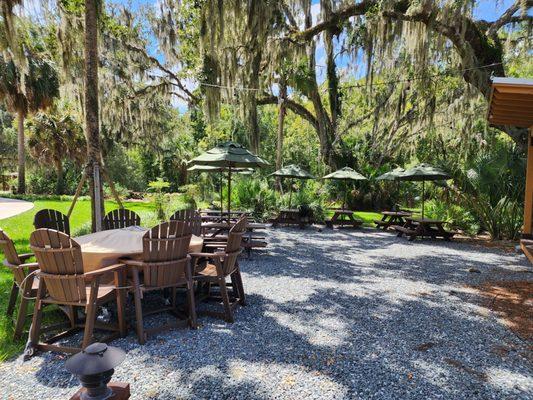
[487,77,533,261]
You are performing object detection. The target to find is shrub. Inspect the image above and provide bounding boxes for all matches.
[147,178,170,220]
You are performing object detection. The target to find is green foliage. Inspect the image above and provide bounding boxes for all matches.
[148,178,171,220]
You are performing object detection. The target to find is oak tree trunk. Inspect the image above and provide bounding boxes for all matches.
[275,82,287,190]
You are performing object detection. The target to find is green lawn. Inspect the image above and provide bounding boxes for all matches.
[0,199,159,361]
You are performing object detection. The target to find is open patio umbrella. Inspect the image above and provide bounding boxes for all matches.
[376,167,406,210]
[270,164,315,208]
[376,167,406,181]
[187,165,253,213]
[322,167,367,210]
[188,142,269,215]
[397,163,450,219]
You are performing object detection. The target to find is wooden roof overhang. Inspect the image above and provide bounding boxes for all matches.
[488,77,533,129]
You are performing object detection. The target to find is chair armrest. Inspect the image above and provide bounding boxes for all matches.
[117,258,145,267]
[84,263,126,278]
[19,262,39,271]
[18,253,34,262]
[189,252,224,259]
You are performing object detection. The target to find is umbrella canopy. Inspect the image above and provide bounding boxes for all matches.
[376,167,406,181]
[188,142,269,216]
[397,163,450,219]
[322,167,367,210]
[188,141,269,168]
[323,167,367,181]
[398,164,450,181]
[270,164,314,208]
[270,164,315,179]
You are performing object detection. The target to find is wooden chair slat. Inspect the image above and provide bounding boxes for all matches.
[34,209,70,235]
[102,208,141,230]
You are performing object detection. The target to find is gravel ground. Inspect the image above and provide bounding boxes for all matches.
[1,227,532,400]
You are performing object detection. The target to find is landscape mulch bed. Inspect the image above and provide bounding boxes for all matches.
[472,280,533,342]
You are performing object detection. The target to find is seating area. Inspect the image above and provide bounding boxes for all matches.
[1,2,532,398]
[1,226,531,399]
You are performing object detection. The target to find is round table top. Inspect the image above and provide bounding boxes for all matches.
[75,226,204,271]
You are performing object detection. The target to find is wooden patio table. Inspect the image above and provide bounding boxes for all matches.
[75,226,204,272]
[374,211,412,230]
[201,221,266,238]
[393,217,455,241]
[326,209,363,229]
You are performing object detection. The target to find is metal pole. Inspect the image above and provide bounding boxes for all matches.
[421,180,425,220]
[220,171,223,216]
[94,162,102,232]
[227,166,232,221]
[289,179,293,209]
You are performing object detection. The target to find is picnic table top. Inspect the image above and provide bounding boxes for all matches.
[201,209,248,215]
[406,217,445,224]
[329,209,355,215]
[382,211,412,216]
[201,222,267,230]
[279,208,300,213]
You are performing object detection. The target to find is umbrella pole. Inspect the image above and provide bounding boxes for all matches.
[289,179,292,209]
[343,181,347,211]
[421,180,425,220]
[228,166,232,222]
[220,172,223,216]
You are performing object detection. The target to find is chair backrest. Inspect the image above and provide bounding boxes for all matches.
[141,221,192,288]
[0,229,21,266]
[169,209,202,236]
[30,229,86,303]
[34,209,70,235]
[102,208,141,230]
[222,216,246,275]
[0,229,26,285]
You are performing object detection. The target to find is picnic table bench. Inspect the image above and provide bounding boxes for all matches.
[201,221,268,257]
[325,209,363,229]
[269,209,307,228]
[374,211,412,230]
[393,217,456,241]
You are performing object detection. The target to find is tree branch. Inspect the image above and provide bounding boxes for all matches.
[120,40,199,104]
[257,95,318,131]
[487,0,533,36]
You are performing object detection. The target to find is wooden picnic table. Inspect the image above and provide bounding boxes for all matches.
[393,217,455,241]
[270,209,307,228]
[325,209,363,229]
[200,210,250,223]
[374,211,412,230]
[201,221,268,257]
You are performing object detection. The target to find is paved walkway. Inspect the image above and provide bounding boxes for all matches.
[0,197,34,220]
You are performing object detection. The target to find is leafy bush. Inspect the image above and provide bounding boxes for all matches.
[231,178,278,221]
[425,199,479,235]
[147,178,170,220]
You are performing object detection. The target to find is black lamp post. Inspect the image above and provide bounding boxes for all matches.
[66,343,127,400]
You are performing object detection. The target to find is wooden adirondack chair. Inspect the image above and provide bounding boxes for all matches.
[169,209,202,236]
[27,229,126,355]
[33,209,70,235]
[102,208,141,230]
[191,216,247,323]
[0,229,40,339]
[120,221,197,344]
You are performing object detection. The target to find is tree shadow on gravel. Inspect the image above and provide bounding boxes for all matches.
[15,228,533,399]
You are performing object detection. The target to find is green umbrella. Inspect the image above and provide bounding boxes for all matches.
[270,164,315,208]
[376,167,406,181]
[187,165,253,213]
[322,167,367,210]
[376,167,406,211]
[397,163,450,219]
[188,142,269,215]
